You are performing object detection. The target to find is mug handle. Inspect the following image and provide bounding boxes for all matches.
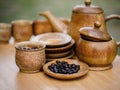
[105,14,120,22]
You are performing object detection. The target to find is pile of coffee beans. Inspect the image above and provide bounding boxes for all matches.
[48,60,80,74]
[19,46,39,50]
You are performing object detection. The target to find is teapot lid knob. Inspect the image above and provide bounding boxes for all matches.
[85,0,91,6]
[94,21,101,29]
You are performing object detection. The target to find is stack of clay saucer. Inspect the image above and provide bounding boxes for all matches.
[31,32,75,61]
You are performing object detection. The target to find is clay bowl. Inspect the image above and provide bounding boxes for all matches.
[31,32,72,47]
[46,49,73,59]
[43,59,89,79]
[45,39,75,53]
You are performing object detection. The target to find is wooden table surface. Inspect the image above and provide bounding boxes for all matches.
[0,44,120,90]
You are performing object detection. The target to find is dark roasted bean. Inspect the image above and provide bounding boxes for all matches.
[48,60,80,74]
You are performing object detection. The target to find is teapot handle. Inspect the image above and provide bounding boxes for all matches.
[105,14,120,22]
[117,41,120,47]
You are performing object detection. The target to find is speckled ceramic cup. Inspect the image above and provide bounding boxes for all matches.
[15,41,46,73]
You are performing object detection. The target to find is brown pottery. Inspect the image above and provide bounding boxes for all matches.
[39,0,120,42]
[76,21,120,70]
[67,0,120,42]
[12,20,33,42]
[0,23,11,43]
[15,41,46,73]
[33,19,52,35]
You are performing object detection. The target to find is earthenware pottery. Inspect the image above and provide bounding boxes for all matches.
[15,41,46,73]
[68,0,120,42]
[31,32,72,47]
[40,0,120,42]
[12,20,33,42]
[33,19,52,35]
[76,21,120,71]
[40,11,68,34]
[45,39,75,53]
[43,59,89,79]
[46,49,73,59]
[0,23,11,43]
[46,51,74,62]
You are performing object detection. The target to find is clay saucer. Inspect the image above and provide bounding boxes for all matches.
[43,59,89,79]
[31,32,72,47]
[46,51,74,62]
[45,39,75,53]
[46,49,73,59]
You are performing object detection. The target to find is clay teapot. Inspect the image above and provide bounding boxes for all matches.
[40,0,120,42]
[76,21,120,71]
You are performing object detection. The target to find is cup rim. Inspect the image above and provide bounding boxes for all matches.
[11,20,33,25]
[0,23,11,28]
[15,41,46,51]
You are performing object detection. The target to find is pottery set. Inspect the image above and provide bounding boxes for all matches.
[39,0,120,70]
[40,0,120,42]
[31,32,75,62]
[13,0,120,74]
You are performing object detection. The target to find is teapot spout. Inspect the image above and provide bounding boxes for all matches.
[40,11,68,33]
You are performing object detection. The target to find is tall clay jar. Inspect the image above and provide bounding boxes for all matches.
[15,41,46,73]
[12,20,33,42]
[0,23,11,43]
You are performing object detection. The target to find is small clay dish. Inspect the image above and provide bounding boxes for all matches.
[46,49,73,59]
[31,32,72,47]
[46,51,74,62]
[43,59,89,79]
[45,39,75,53]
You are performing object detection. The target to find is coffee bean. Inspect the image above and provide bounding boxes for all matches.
[48,60,80,74]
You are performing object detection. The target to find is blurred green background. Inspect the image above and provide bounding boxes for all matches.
[0,0,120,54]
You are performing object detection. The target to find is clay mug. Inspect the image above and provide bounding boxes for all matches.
[67,0,120,42]
[12,20,33,42]
[76,21,120,71]
[33,19,52,35]
[15,41,46,73]
[0,23,11,43]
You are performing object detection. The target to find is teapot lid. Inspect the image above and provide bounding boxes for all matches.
[79,21,112,41]
[73,0,104,14]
